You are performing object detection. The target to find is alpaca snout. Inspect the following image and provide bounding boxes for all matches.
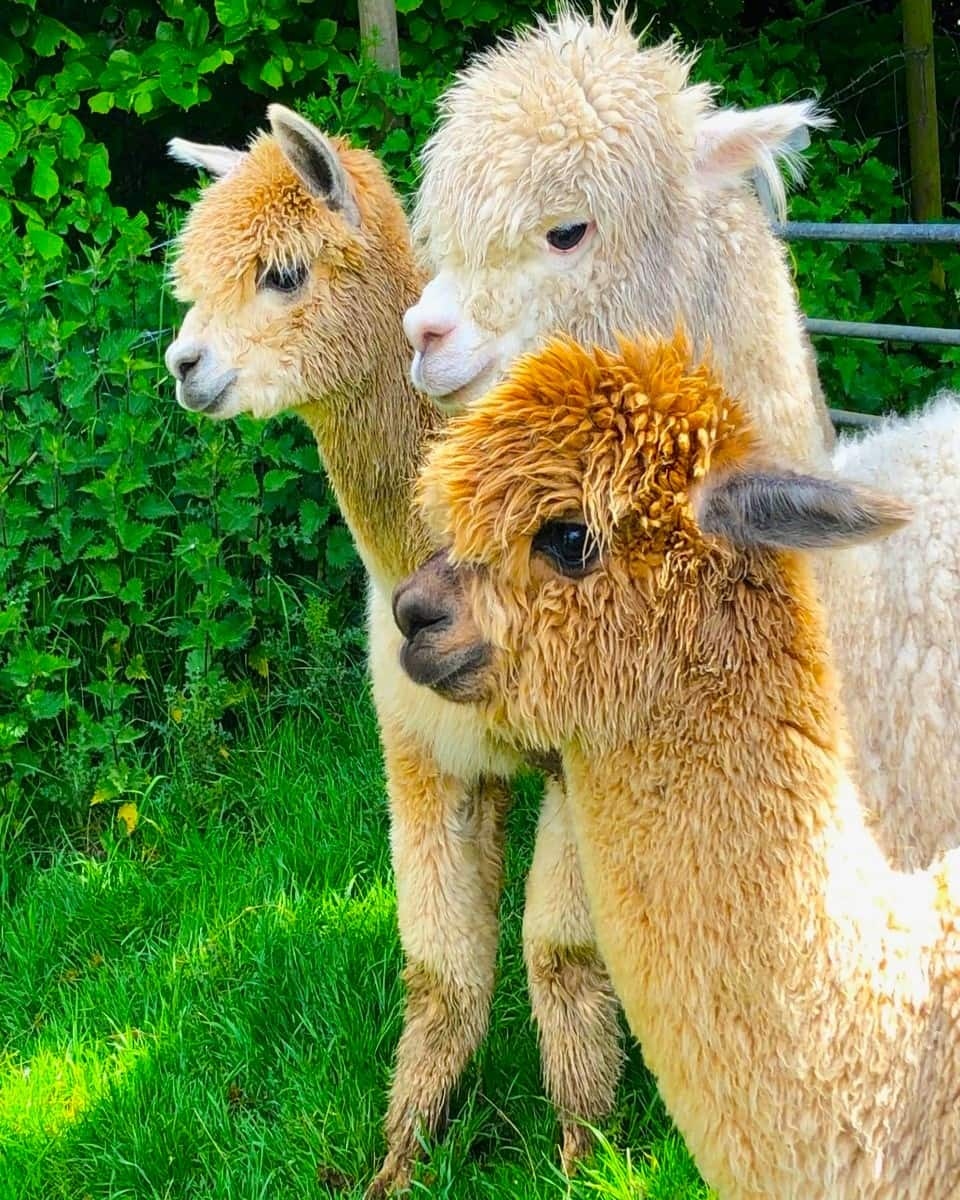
[165,335,238,415]
[403,273,496,403]
[392,552,492,703]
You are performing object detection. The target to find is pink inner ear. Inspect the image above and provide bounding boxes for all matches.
[694,111,782,182]
[693,101,829,185]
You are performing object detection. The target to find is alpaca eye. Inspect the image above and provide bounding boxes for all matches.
[259,262,309,293]
[532,521,599,576]
[546,222,588,252]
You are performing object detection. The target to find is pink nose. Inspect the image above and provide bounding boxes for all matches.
[402,306,456,355]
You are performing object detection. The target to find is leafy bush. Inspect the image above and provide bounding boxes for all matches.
[1,0,957,836]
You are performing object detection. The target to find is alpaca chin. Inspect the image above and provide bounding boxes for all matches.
[399,636,491,704]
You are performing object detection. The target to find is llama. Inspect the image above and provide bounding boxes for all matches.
[394,335,960,1200]
[405,11,960,866]
[164,105,621,1193]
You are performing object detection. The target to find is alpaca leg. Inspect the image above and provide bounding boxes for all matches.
[368,725,510,1197]
[523,774,623,1174]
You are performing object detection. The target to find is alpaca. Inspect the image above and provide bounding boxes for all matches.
[393,335,960,1200]
[405,9,834,468]
[164,105,620,1193]
[405,3,960,1132]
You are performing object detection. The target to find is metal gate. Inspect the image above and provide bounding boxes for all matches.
[772,221,960,429]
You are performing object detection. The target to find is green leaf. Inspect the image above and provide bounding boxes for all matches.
[0,62,12,102]
[262,468,300,493]
[259,58,284,88]
[31,155,59,200]
[58,114,84,159]
[32,16,83,57]
[184,6,210,47]
[315,17,338,42]
[214,0,249,27]
[325,523,357,569]
[26,223,65,259]
[86,147,111,188]
[300,497,331,539]
[116,520,154,553]
[3,648,76,688]
[25,689,66,720]
[119,578,146,605]
[88,92,115,114]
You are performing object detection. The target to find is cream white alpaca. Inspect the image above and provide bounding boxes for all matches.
[395,336,960,1200]
[406,9,960,868]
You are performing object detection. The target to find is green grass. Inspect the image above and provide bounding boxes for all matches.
[0,675,709,1199]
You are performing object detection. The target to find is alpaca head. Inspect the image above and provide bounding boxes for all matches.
[165,105,414,421]
[403,9,828,408]
[393,336,908,750]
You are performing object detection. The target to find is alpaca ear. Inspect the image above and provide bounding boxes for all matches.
[697,471,911,550]
[693,100,832,218]
[267,104,361,228]
[167,138,246,178]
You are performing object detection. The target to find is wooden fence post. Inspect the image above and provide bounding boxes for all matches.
[358,0,401,75]
[902,0,942,221]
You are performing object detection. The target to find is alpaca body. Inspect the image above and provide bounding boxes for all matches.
[822,395,960,865]
[397,335,960,1199]
[566,714,960,1198]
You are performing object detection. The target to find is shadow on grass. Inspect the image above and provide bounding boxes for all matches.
[1,683,707,1199]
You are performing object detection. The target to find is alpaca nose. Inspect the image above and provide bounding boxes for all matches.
[402,304,456,355]
[165,339,206,383]
[392,579,450,642]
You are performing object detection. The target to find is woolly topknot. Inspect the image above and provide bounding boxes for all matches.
[412,8,711,264]
[418,333,756,567]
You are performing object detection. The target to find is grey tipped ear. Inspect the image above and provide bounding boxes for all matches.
[697,471,911,551]
[267,104,361,228]
[168,138,246,178]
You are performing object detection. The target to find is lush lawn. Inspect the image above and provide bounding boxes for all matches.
[0,677,709,1199]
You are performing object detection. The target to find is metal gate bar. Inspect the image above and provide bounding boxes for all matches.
[775,221,960,244]
[770,220,959,428]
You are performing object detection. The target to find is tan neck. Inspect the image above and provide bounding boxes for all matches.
[300,278,440,592]
[561,570,945,1195]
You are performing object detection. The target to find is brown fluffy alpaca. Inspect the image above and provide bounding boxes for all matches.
[395,335,960,1199]
[164,107,620,1193]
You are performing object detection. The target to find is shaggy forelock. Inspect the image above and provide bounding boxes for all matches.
[172,135,360,310]
[412,9,711,266]
[418,334,754,567]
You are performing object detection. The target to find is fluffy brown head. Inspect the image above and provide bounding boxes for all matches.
[398,335,909,751]
[165,105,421,421]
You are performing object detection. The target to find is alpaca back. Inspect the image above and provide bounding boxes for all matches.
[819,393,960,866]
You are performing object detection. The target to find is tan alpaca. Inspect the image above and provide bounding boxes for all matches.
[164,106,620,1192]
[395,335,960,1200]
[405,7,960,1094]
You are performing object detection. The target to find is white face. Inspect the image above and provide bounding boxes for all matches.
[402,219,598,410]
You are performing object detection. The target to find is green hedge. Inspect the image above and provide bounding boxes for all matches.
[1,0,958,833]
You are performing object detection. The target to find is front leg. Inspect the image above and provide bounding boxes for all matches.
[523,774,623,1174]
[368,721,510,1196]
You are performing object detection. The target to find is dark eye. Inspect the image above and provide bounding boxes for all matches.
[259,261,308,293]
[532,521,599,576]
[546,222,588,252]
